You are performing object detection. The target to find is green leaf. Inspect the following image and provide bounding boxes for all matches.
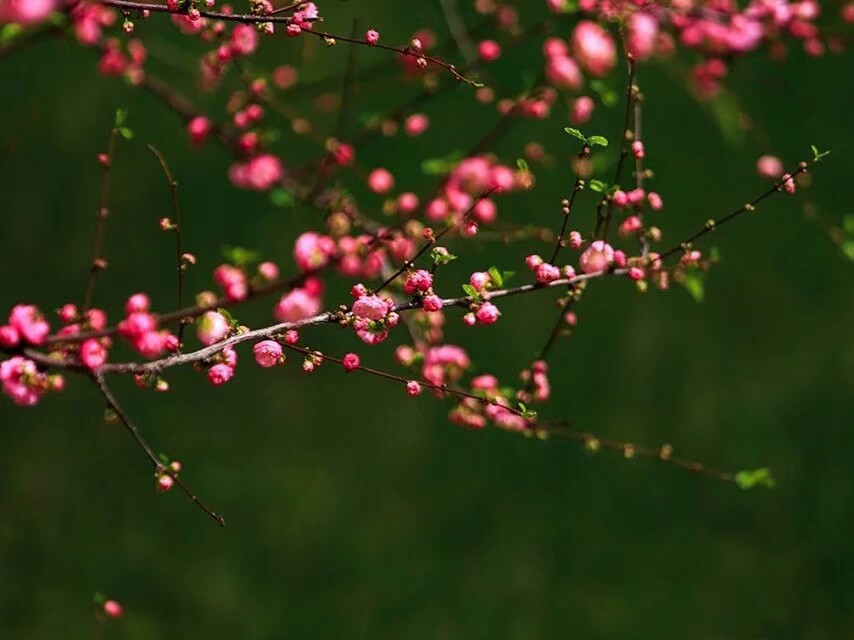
[0,24,23,44]
[431,247,457,265]
[589,179,608,193]
[114,108,128,128]
[461,284,480,298]
[735,468,776,490]
[590,79,618,107]
[709,92,745,147]
[842,214,854,236]
[270,188,294,208]
[841,240,854,262]
[501,270,515,283]
[118,127,133,140]
[564,127,587,143]
[682,269,705,303]
[810,144,831,161]
[421,151,463,176]
[222,245,259,268]
[587,135,609,148]
[487,266,503,287]
[516,158,529,173]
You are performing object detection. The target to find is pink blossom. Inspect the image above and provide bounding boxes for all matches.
[294,232,335,271]
[469,272,490,291]
[342,352,360,372]
[478,40,501,62]
[397,192,420,214]
[628,12,659,61]
[545,55,582,89]
[422,295,443,312]
[647,192,663,210]
[367,168,395,194]
[579,240,615,274]
[619,216,643,237]
[1,357,46,406]
[196,311,230,345]
[568,231,583,249]
[257,261,279,281]
[404,113,429,137]
[231,24,259,56]
[125,293,150,314]
[403,270,433,295]
[253,340,283,368]
[103,600,123,619]
[365,29,380,45]
[475,302,500,325]
[9,305,50,345]
[188,116,211,146]
[526,254,544,270]
[570,96,594,124]
[79,339,108,369]
[274,288,321,322]
[352,295,392,321]
[757,155,783,179]
[157,474,174,492]
[0,0,56,24]
[535,263,561,284]
[0,325,19,348]
[58,303,77,323]
[405,380,423,396]
[572,21,616,77]
[208,363,234,385]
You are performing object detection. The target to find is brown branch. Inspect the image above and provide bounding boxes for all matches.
[147,145,188,346]
[538,420,737,482]
[83,124,119,311]
[595,57,636,240]
[91,371,225,526]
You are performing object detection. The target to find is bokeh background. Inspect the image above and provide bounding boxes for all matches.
[1,1,852,637]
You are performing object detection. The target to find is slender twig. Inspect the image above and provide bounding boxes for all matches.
[549,146,591,265]
[99,1,479,86]
[147,145,188,346]
[595,57,636,240]
[91,372,226,526]
[657,161,813,262]
[82,125,119,312]
[538,420,736,482]
[281,343,530,419]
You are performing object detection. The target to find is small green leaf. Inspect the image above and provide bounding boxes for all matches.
[590,79,618,107]
[842,214,854,236]
[735,468,776,490]
[118,127,133,140]
[114,108,128,128]
[564,127,587,143]
[421,151,463,176]
[0,24,23,44]
[501,270,515,283]
[810,144,831,161]
[270,188,294,208]
[516,158,529,173]
[841,240,854,262]
[488,266,504,287]
[461,284,480,298]
[587,135,609,148]
[222,245,259,268]
[682,269,705,303]
[431,247,457,265]
[589,179,608,193]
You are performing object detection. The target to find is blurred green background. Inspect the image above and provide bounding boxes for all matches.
[1,1,852,638]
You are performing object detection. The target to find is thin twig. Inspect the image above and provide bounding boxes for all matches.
[147,145,188,346]
[91,372,226,526]
[83,125,119,311]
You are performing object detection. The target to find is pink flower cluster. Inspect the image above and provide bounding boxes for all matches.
[425,156,524,229]
[117,294,178,359]
[0,356,60,406]
[274,278,323,323]
[350,291,399,345]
